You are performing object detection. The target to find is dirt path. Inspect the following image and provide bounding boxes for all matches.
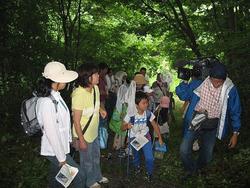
[99,148,178,188]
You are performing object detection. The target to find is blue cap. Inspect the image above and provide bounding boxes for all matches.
[209,62,227,80]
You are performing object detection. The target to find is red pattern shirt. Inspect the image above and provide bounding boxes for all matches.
[98,74,108,103]
[195,78,222,118]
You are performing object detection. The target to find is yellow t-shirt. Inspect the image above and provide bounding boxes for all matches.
[71,85,100,143]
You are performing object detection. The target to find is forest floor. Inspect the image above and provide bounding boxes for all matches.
[97,146,180,188]
[0,102,250,188]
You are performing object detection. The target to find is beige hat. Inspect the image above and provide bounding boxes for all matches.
[134,74,147,85]
[42,61,78,83]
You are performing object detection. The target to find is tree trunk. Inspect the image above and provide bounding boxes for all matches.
[75,0,82,69]
[166,0,202,57]
[226,2,237,64]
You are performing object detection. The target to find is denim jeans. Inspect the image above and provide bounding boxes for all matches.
[46,154,85,188]
[79,137,102,187]
[180,128,217,173]
[132,139,154,175]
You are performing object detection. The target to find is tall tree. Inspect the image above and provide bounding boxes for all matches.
[56,0,82,66]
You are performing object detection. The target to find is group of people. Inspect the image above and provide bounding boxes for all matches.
[35,60,241,187]
[37,62,109,188]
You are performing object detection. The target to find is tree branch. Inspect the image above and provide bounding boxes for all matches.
[141,0,183,33]
[174,0,201,57]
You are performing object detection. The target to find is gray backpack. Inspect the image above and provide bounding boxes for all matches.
[20,92,58,136]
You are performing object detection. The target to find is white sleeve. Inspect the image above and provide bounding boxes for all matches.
[40,99,66,162]
[149,112,156,122]
[123,114,130,123]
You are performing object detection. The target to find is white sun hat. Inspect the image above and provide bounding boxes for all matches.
[143,85,153,93]
[42,61,78,83]
[115,71,127,86]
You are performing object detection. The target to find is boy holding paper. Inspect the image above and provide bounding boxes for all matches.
[122,91,164,182]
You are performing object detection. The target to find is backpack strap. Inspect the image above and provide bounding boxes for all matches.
[129,110,151,125]
[49,95,58,113]
[156,82,166,96]
[145,110,151,124]
[129,116,135,125]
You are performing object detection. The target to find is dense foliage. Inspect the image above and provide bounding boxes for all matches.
[0,0,249,187]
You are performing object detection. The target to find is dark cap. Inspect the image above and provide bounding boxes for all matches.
[209,62,227,80]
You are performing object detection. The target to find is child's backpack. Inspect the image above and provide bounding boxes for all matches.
[20,92,58,136]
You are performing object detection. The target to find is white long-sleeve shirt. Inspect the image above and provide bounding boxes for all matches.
[36,90,72,162]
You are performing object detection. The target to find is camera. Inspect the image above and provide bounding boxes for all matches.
[177,57,219,81]
[177,68,192,81]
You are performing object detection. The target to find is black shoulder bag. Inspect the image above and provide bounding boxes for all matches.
[189,111,219,131]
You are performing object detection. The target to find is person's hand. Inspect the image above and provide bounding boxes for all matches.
[59,161,66,167]
[228,133,238,149]
[100,110,107,119]
[126,123,133,130]
[158,138,164,145]
[79,140,88,151]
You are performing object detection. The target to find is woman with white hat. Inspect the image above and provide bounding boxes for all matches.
[36,61,85,188]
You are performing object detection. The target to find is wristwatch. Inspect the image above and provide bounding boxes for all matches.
[233,131,240,136]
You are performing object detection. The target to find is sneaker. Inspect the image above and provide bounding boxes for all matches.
[146,174,152,183]
[192,139,200,151]
[107,153,112,160]
[134,166,141,175]
[89,182,101,188]
[117,151,126,158]
[98,176,109,184]
[125,147,133,156]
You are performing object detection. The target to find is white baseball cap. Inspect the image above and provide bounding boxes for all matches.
[42,61,78,83]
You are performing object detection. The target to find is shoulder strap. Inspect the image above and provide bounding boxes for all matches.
[146,110,151,123]
[157,82,165,96]
[129,116,135,125]
[129,110,151,125]
[49,95,58,113]
[81,87,96,135]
